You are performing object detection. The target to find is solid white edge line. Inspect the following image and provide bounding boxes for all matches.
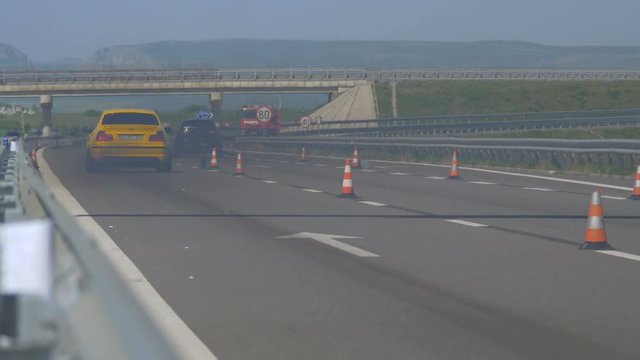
[445,219,489,228]
[243,150,633,192]
[596,250,640,262]
[425,176,445,180]
[358,201,388,207]
[37,149,218,360]
[389,172,410,176]
[469,181,497,185]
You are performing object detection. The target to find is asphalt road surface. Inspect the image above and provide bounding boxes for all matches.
[45,145,640,360]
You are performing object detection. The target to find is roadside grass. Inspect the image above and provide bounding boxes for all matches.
[376,80,640,117]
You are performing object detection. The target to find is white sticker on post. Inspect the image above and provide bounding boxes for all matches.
[1,220,53,299]
[9,141,17,152]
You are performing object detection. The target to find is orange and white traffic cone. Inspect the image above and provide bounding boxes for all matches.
[338,159,357,198]
[210,147,219,169]
[579,191,613,250]
[299,146,307,163]
[448,150,460,179]
[629,164,640,200]
[351,145,361,169]
[234,152,245,176]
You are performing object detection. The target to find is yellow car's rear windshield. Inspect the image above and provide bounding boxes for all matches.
[102,113,159,125]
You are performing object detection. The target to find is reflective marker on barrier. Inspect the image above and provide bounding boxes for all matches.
[0,220,53,299]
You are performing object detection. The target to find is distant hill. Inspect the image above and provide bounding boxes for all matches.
[0,43,32,70]
[36,56,83,70]
[84,39,640,69]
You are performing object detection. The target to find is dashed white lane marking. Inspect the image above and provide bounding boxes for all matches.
[278,233,379,258]
[207,169,218,172]
[261,180,278,184]
[596,250,640,262]
[190,166,200,169]
[470,181,497,185]
[361,169,377,172]
[389,172,410,176]
[523,187,555,192]
[425,176,446,180]
[602,195,627,200]
[313,164,328,167]
[445,219,489,228]
[358,201,387,207]
[302,188,323,193]
[335,166,345,169]
[279,160,291,163]
[251,165,271,168]
[374,166,390,169]
[265,159,277,162]
[176,162,183,166]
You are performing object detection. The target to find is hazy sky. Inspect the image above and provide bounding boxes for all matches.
[3,0,640,62]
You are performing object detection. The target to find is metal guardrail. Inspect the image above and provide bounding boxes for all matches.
[3,67,640,85]
[238,136,640,151]
[281,109,640,137]
[237,136,640,172]
[0,140,180,360]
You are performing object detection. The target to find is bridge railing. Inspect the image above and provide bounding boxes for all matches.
[3,67,640,85]
[0,140,182,360]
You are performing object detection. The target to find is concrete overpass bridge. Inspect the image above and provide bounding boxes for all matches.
[3,67,640,135]
[0,68,378,135]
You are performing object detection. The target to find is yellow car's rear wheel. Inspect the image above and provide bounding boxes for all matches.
[156,156,172,172]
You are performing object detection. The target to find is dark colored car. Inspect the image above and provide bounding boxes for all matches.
[173,119,222,157]
[6,130,20,138]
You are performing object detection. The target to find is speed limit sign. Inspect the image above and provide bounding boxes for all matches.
[256,107,273,122]
[299,116,312,128]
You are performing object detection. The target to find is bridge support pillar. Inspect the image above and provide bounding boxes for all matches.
[209,92,223,123]
[390,82,398,118]
[40,95,53,137]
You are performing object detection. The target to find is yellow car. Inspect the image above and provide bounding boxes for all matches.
[85,109,172,172]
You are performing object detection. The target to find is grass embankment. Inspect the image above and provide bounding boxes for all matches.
[375,80,640,139]
[376,80,640,118]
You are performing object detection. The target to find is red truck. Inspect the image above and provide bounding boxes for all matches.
[239,105,281,136]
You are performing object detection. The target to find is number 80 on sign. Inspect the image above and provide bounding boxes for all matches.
[256,107,273,122]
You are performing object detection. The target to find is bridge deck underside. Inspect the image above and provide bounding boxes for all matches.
[0,80,370,96]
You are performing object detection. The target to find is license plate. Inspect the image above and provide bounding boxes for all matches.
[119,134,143,141]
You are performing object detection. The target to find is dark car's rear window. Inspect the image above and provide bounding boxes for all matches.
[102,113,159,125]
[181,120,215,129]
